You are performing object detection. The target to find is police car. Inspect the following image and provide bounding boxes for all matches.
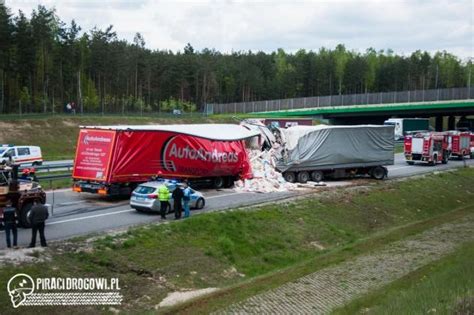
[0,145,43,166]
[130,179,205,213]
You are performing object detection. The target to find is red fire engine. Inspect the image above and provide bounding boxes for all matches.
[404,131,449,165]
[447,131,472,160]
[471,133,474,159]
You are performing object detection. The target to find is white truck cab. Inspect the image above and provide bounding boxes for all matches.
[0,145,43,165]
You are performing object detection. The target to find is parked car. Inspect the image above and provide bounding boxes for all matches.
[130,179,206,213]
[0,145,43,166]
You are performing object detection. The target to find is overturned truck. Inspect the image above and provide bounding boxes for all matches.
[276,125,395,183]
[72,124,259,196]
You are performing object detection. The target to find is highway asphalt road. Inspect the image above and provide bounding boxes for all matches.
[1,153,472,248]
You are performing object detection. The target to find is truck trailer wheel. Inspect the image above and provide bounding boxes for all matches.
[224,177,234,188]
[20,203,33,228]
[441,153,448,164]
[371,166,386,180]
[283,172,296,183]
[213,177,225,189]
[311,171,324,182]
[297,171,309,184]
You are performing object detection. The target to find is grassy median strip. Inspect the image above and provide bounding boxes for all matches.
[0,168,472,314]
[332,241,474,315]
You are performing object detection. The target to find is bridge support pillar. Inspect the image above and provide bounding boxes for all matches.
[447,116,456,130]
[435,116,443,131]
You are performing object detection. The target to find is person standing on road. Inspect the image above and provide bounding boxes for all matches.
[28,200,49,248]
[158,184,170,220]
[172,185,184,219]
[182,180,191,218]
[3,202,18,249]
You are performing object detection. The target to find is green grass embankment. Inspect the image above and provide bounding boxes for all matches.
[0,168,472,314]
[333,241,474,315]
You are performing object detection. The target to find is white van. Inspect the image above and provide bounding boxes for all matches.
[0,145,43,165]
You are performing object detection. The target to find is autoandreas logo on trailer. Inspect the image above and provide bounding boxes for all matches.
[83,134,112,145]
[161,135,239,171]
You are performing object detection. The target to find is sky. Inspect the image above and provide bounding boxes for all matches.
[5,0,474,60]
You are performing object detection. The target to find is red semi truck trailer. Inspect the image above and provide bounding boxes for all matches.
[72,124,259,196]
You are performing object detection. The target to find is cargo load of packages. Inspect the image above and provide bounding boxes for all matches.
[72,124,260,196]
[234,124,394,192]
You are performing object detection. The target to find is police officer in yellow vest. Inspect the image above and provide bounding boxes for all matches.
[158,184,170,220]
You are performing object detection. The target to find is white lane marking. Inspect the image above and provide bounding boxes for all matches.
[206,192,241,200]
[46,188,73,194]
[388,166,413,171]
[56,200,87,206]
[48,209,134,225]
[47,193,241,225]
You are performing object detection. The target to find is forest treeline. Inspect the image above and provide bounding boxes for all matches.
[0,4,472,114]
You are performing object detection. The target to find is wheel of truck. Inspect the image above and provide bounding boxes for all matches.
[32,161,42,166]
[430,155,437,166]
[371,166,386,180]
[20,202,33,228]
[224,177,234,188]
[213,177,225,189]
[283,172,296,183]
[311,171,324,182]
[196,198,205,209]
[441,153,448,164]
[406,161,415,165]
[297,171,309,184]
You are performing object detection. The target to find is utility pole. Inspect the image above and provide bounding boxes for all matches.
[435,64,439,101]
[468,58,472,98]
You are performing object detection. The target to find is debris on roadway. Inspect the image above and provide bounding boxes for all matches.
[234,149,297,193]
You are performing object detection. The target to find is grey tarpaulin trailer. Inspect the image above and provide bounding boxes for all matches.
[276,125,395,183]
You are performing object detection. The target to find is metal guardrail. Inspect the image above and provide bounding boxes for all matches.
[19,163,73,172]
[37,173,72,181]
[19,163,74,182]
[209,86,474,114]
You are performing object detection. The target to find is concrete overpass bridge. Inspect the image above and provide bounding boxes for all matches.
[253,99,474,130]
[209,87,474,130]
